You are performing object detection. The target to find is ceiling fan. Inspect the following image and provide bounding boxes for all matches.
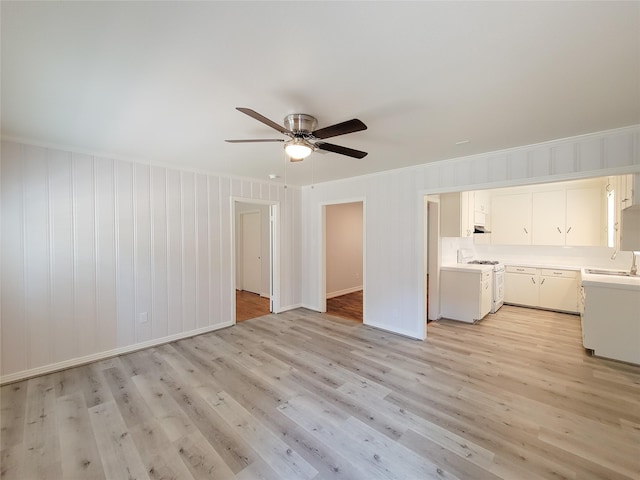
[225,108,368,161]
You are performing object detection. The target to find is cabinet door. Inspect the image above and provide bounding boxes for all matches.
[475,190,490,215]
[491,193,532,245]
[532,190,566,245]
[539,276,577,312]
[480,272,492,317]
[440,192,473,237]
[566,186,604,246]
[504,272,538,306]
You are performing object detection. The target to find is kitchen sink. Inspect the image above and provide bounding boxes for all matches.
[584,269,632,276]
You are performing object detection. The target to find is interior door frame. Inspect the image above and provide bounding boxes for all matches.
[231,197,280,323]
[319,198,366,321]
[239,209,262,294]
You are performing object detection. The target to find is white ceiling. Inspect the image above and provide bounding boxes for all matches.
[2,1,639,186]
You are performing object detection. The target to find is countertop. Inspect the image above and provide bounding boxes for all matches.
[503,262,582,271]
[580,268,640,291]
[441,264,494,273]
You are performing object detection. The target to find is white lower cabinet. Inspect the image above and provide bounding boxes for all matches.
[504,266,538,306]
[582,284,640,365]
[539,269,578,312]
[441,268,492,323]
[505,266,579,313]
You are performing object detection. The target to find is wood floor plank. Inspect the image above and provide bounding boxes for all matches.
[0,381,26,450]
[200,388,318,480]
[56,391,106,479]
[174,431,236,480]
[130,373,197,443]
[129,418,195,480]
[20,376,63,479]
[88,400,150,480]
[159,372,257,474]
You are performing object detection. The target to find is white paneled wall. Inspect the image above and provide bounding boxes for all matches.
[302,125,640,340]
[1,141,301,381]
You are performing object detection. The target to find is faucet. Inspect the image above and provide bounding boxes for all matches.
[631,252,638,276]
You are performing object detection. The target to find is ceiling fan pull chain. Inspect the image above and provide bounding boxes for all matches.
[283,149,288,189]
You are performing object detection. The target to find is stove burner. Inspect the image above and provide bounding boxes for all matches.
[468,260,499,265]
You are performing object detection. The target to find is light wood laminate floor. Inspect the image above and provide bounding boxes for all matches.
[1,305,639,479]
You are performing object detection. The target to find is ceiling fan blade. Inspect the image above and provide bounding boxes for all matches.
[312,119,367,139]
[225,139,284,143]
[236,108,291,135]
[315,142,368,159]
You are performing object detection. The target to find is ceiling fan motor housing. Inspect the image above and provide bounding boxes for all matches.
[284,114,318,134]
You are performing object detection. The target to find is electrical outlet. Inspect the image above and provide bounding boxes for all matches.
[139,312,148,324]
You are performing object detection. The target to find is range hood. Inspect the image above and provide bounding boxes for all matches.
[474,225,491,234]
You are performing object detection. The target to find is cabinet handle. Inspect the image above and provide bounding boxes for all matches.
[531,277,536,285]
[541,278,545,285]
[523,227,528,234]
[566,227,572,233]
[557,227,562,233]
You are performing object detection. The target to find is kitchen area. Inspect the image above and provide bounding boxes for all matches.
[435,174,640,365]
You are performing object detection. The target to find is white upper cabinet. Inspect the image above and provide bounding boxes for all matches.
[490,178,607,246]
[531,184,605,247]
[440,191,474,237]
[565,185,605,246]
[491,193,532,245]
[532,190,565,245]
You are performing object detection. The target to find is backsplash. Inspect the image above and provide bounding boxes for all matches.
[441,236,636,269]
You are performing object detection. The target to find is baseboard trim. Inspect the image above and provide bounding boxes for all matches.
[0,321,234,386]
[275,303,303,313]
[364,320,424,340]
[326,286,363,299]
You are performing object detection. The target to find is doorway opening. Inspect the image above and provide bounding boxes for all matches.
[322,200,364,322]
[233,200,278,322]
[424,196,441,326]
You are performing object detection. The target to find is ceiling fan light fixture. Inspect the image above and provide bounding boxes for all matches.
[284,138,313,160]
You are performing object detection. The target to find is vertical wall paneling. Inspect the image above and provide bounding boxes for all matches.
[488,154,508,183]
[181,172,196,333]
[48,149,75,363]
[134,164,152,343]
[454,160,471,187]
[94,157,117,353]
[604,132,634,169]
[166,169,182,335]
[115,160,135,347]
[74,153,98,357]
[150,166,168,339]
[195,174,210,329]
[219,178,232,323]
[1,140,302,381]
[551,143,576,175]
[508,150,529,180]
[209,176,222,325]
[24,145,51,368]
[578,138,604,172]
[471,156,489,186]
[530,147,551,178]
[1,142,27,375]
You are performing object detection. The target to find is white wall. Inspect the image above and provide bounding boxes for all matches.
[301,125,640,340]
[326,202,363,297]
[235,202,270,297]
[0,140,302,382]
